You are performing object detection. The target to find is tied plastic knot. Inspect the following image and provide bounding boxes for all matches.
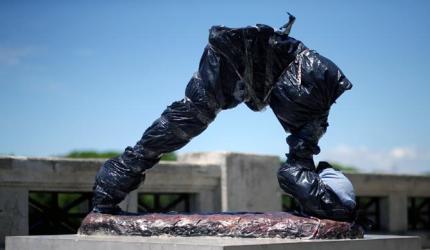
[287,134,320,158]
[279,12,296,36]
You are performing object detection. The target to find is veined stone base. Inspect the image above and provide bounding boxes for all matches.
[78,212,363,239]
[6,234,421,250]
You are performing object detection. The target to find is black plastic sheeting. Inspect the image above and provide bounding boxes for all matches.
[92,15,354,221]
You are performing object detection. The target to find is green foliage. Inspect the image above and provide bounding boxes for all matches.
[138,194,180,209]
[63,150,177,161]
[29,192,86,234]
[65,150,120,159]
[160,152,177,161]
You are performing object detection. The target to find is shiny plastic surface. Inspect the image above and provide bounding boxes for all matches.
[93,20,354,221]
[79,211,364,239]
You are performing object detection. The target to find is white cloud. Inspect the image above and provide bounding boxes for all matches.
[0,46,33,66]
[317,145,430,175]
[389,147,417,159]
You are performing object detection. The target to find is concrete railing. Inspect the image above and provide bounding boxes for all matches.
[1,152,430,247]
[347,173,430,233]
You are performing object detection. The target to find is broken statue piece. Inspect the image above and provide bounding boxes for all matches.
[78,211,363,239]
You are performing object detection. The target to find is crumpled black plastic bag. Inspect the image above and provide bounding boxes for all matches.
[208,24,352,129]
[92,20,353,217]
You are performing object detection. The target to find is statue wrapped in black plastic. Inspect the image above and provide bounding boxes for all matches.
[92,15,355,222]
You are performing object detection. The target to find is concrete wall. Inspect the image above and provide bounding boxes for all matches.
[178,152,282,212]
[1,153,430,248]
[0,156,221,246]
[347,173,430,233]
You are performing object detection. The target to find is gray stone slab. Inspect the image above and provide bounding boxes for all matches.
[6,234,421,250]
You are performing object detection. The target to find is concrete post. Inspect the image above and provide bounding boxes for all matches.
[119,190,138,213]
[194,190,221,212]
[178,152,282,212]
[386,193,408,233]
[0,187,28,246]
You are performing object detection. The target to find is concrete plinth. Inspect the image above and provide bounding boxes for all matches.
[78,212,363,239]
[6,234,420,250]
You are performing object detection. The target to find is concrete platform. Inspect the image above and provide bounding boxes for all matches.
[6,234,421,250]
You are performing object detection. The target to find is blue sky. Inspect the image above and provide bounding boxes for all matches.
[1,1,430,174]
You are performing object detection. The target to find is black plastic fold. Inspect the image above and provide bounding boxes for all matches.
[92,21,354,221]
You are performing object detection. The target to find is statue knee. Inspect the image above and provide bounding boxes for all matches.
[277,165,290,186]
[277,163,300,196]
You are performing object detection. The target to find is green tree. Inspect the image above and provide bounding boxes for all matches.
[65,150,120,159]
[64,150,177,161]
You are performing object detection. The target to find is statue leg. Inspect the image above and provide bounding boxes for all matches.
[276,118,356,221]
[92,46,242,213]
